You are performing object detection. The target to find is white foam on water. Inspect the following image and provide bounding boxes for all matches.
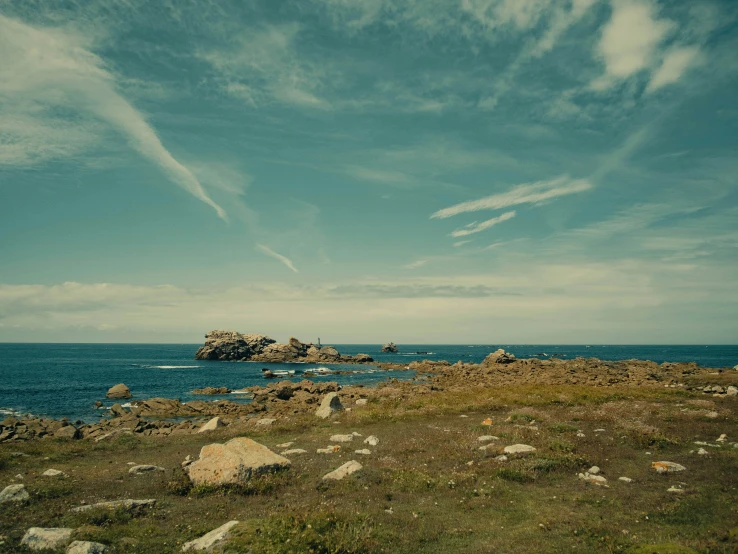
[121,403,133,408]
[150,365,199,369]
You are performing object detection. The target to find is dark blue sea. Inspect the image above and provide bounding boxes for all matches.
[1,344,736,423]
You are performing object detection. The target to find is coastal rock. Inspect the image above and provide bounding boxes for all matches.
[198,417,225,433]
[316,392,343,419]
[71,499,157,513]
[106,384,131,399]
[186,438,291,486]
[354,354,374,363]
[482,349,517,365]
[67,541,109,554]
[323,460,362,481]
[319,346,340,359]
[182,520,239,552]
[0,484,29,503]
[381,342,398,353]
[128,465,165,475]
[21,528,73,551]
[53,424,81,440]
[355,398,368,406]
[110,404,127,418]
[192,387,232,395]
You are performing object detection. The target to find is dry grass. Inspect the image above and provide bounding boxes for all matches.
[1,384,737,553]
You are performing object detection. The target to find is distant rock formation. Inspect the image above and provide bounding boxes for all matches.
[381,342,398,353]
[194,331,371,363]
[482,349,516,365]
[106,383,131,399]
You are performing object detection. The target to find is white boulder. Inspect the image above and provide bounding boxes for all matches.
[652,461,686,473]
[0,484,29,503]
[323,460,362,481]
[329,434,353,443]
[503,444,536,455]
[198,417,225,433]
[182,520,239,552]
[364,435,379,446]
[316,393,343,419]
[21,528,73,551]
[67,541,109,553]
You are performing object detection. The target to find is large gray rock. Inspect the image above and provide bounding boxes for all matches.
[323,460,362,481]
[54,424,81,439]
[106,384,131,399]
[182,520,239,551]
[503,444,536,455]
[67,541,109,554]
[195,331,275,361]
[316,392,343,419]
[0,483,29,503]
[21,528,73,551]
[186,438,291,486]
[198,417,225,433]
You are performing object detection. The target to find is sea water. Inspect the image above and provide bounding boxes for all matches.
[0,343,735,422]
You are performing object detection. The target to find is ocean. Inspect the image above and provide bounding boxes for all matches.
[1,343,736,423]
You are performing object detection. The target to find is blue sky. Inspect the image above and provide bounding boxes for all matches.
[1,0,737,343]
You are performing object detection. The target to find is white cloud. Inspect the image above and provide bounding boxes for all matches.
[0,15,227,221]
[431,176,592,219]
[461,0,552,30]
[256,244,299,273]
[453,240,472,247]
[646,46,702,92]
[403,260,428,269]
[451,210,516,237]
[591,0,674,91]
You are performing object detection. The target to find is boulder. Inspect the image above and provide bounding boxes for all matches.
[42,469,66,477]
[106,384,131,399]
[195,331,275,361]
[381,342,398,353]
[198,417,225,433]
[182,520,239,552]
[578,472,607,485]
[192,387,232,395]
[318,346,340,359]
[483,349,517,365]
[354,354,374,363]
[323,460,362,481]
[652,461,686,473]
[364,435,379,446]
[67,541,109,554]
[186,438,291,486]
[21,528,73,551]
[503,444,536,455]
[329,434,353,442]
[282,449,307,455]
[354,449,371,455]
[0,484,29,503]
[110,404,127,418]
[316,392,343,419]
[128,465,165,476]
[355,399,368,406]
[54,425,81,440]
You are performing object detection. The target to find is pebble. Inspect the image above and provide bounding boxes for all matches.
[477,435,499,442]
[354,449,371,455]
[594,429,605,432]
[578,472,608,486]
[317,446,341,454]
[588,466,601,475]
[276,442,294,448]
[323,460,362,481]
[330,434,354,443]
[618,477,633,483]
[281,449,307,456]
[42,469,66,477]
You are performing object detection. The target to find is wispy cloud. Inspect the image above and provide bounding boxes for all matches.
[450,211,516,237]
[403,260,428,270]
[0,15,227,221]
[646,45,702,93]
[432,176,592,219]
[453,240,472,248]
[256,244,299,273]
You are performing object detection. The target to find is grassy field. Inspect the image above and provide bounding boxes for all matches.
[1,384,737,553]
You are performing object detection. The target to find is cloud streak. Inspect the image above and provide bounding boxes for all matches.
[432,176,592,219]
[451,211,516,237]
[0,15,227,221]
[256,244,299,273]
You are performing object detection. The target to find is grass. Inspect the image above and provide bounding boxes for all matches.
[1,383,736,553]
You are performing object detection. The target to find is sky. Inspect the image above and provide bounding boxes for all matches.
[1,0,737,344]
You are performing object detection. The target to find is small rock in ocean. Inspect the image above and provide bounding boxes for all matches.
[106,383,132,399]
[618,477,633,483]
[330,434,353,443]
[21,528,73,551]
[652,461,686,473]
[364,435,379,446]
[323,460,362,481]
[503,444,536,455]
[588,466,601,475]
[281,449,307,456]
[182,520,239,552]
[354,449,371,455]
[316,393,343,419]
[198,417,225,433]
[67,540,109,553]
[355,399,368,406]
[317,446,341,454]
[42,469,66,477]
[129,465,165,476]
[477,435,499,442]
[0,484,29,503]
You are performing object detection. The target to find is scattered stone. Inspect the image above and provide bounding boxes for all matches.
[477,435,499,442]
[697,448,708,456]
[323,460,362,481]
[727,386,737,396]
[652,461,686,473]
[129,465,166,475]
[618,477,633,483]
[355,449,371,455]
[503,444,536,455]
[576,432,585,438]
[54,425,81,440]
[364,435,379,446]
[109,404,127,418]
[256,418,276,426]
[21,528,73,551]
[706,411,719,419]
[667,485,686,494]
[198,417,225,433]
[317,446,341,454]
[0,484,29,503]
[15,474,24,480]
[182,520,239,552]
[106,383,132,399]
[42,469,66,477]
[588,466,601,475]
[72,499,157,513]
[316,392,343,419]
[281,449,307,456]
[67,541,109,554]
[192,387,232,395]
[330,434,353,443]
[594,429,606,432]
[494,455,508,462]
[186,437,291,486]
[459,415,469,418]
[276,442,294,448]
[355,399,368,406]
[181,455,193,469]
[578,472,608,485]
[716,434,727,443]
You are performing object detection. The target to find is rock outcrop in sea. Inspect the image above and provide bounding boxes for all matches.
[194,331,372,363]
[381,342,398,353]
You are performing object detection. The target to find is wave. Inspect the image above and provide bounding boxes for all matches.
[0,407,19,416]
[149,365,199,369]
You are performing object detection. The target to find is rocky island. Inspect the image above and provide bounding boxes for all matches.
[194,330,373,363]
